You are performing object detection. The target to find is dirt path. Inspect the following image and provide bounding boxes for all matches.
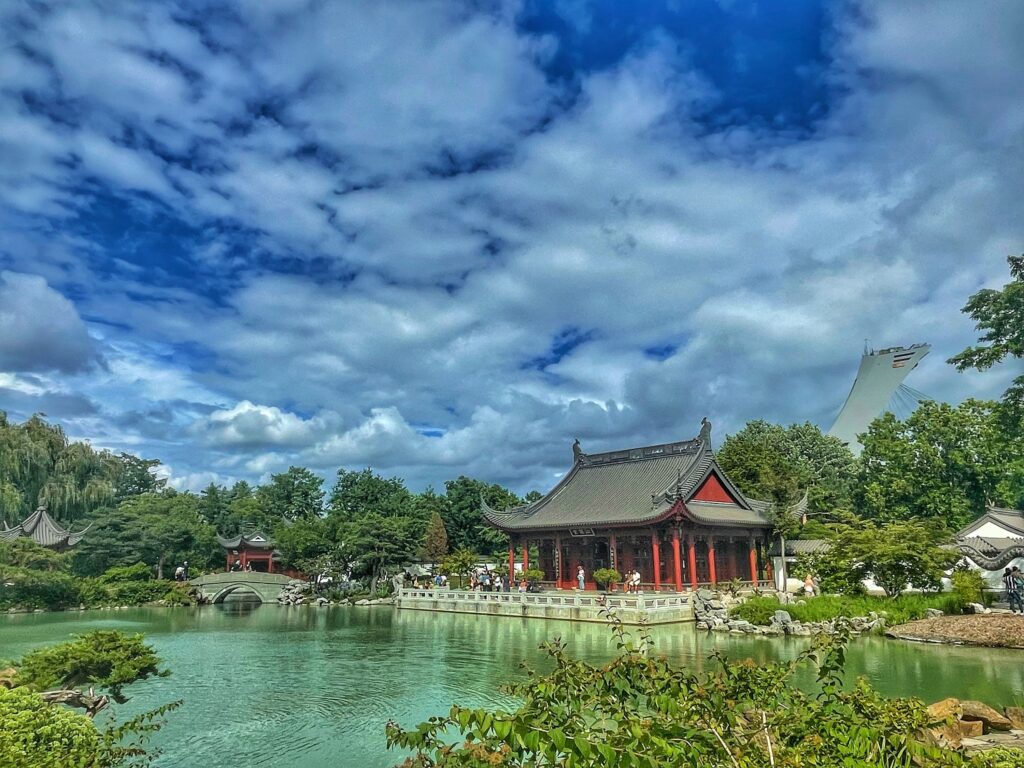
[888,614,1024,649]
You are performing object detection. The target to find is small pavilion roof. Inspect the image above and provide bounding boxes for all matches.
[0,506,90,549]
[483,422,775,532]
[217,531,276,550]
[957,505,1024,539]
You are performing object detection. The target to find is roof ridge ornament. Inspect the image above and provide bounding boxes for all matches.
[572,438,584,464]
[699,416,712,444]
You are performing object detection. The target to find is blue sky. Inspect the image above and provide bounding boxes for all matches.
[1,0,1021,493]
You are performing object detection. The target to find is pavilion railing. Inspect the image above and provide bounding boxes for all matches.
[398,588,691,612]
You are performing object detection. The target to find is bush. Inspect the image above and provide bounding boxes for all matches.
[0,567,82,610]
[950,568,986,605]
[0,685,102,767]
[388,620,1024,767]
[98,563,152,584]
[593,568,621,589]
[730,592,965,627]
[522,568,545,584]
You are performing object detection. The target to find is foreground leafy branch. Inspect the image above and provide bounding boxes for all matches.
[2,630,178,767]
[387,614,1023,767]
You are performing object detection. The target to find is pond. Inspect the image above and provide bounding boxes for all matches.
[2,605,1023,768]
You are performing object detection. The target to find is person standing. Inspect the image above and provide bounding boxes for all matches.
[577,564,586,591]
[1012,567,1024,613]
[631,569,642,594]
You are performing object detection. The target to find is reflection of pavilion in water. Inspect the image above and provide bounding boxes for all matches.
[484,420,803,591]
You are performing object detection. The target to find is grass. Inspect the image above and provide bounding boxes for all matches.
[731,592,966,627]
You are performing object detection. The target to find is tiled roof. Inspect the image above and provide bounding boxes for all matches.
[769,538,832,557]
[217,531,276,550]
[0,507,90,548]
[956,505,1024,538]
[483,426,773,532]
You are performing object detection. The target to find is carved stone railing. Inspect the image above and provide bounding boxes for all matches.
[396,587,693,624]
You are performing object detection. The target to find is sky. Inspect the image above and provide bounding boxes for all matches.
[1,0,1022,496]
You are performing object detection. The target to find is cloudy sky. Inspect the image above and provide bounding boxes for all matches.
[1,0,1021,495]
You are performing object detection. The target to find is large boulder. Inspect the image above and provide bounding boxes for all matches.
[0,667,17,689]
[1004,706,1024,730]
[771,610,793,626]
[961,700,1012,732]
[927,698,963,723]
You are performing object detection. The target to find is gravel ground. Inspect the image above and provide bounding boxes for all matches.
[888,614,1024,649]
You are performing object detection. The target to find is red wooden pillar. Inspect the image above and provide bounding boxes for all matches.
[241,551,248,570]
[267,555,274,574]
[671,528,683,592]
[508,542,515,584]
[748,538,758,583]
[687,535,698,589]
[707,537,717,585]
[651,533,661,591]
[554,535,562,588]
[522,539,530,571]
[225,552,231,572]
[609,533,617,574]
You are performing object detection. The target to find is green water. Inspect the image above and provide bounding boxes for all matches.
[2,605,1023,768]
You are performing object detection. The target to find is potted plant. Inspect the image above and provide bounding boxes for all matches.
[593,568,622,593]
[521,568,545,592]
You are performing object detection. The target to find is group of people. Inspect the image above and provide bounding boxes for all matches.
[173,561,190,581]
[1002,566,1024,612]
[621,569,643,593]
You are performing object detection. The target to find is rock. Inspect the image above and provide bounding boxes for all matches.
[922,724,961,750]
[965,602,989,615]
[1004,706,1024,730]
[957,719,984,738]
[355,599,370,606]
[961,700,1012,732]
[771,610,793,625]
[711,623,730,632]
[708,599,726,610]
[925,608,944,618]
[927,698,963,723]
[696,588,715,602]
[0,667,17,689]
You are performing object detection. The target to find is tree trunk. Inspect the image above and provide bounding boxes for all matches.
[157,554,165,580]
[40,689,109,718]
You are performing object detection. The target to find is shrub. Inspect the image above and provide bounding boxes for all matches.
[0,685,102,768]
[0,567,82,610]
[522,568,545,584]
[388,619,1023,767]
[98,563,153,584]
[592,568,621,589]
[730,593,965,627]
[950,568,985,605]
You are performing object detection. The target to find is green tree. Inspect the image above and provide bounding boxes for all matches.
[857,400,1011,528]
[328,467,414,521]
[717,420,856,516]
[948,254,1024,407]
[2,630,178,767]
[197,483,229,528]
[815,520,957,598]
[256,466,325,520]
[345,514,419,593]
[72,493,218,578]
[441,548,477,586]
[273,516,331,572]
[112,453,165,502]
[420,511,449,568]
[442,476,519,555]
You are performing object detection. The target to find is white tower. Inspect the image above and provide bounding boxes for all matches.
[828,344,930,455]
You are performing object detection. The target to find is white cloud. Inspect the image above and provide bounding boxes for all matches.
[0,0,1021,493]
[0,272,98,373]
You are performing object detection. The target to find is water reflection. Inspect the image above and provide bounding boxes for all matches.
[2,607,1023,768]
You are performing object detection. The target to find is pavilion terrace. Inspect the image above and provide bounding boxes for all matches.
[483,420,777,591]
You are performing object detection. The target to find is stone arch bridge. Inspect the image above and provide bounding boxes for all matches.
[190,571,292,604]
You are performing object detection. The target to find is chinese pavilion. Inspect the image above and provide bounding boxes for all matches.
[0,506,90,550]
[483,420,776,591]
[217,531,280,573]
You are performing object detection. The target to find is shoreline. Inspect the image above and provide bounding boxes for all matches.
[886,614,1024,650]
